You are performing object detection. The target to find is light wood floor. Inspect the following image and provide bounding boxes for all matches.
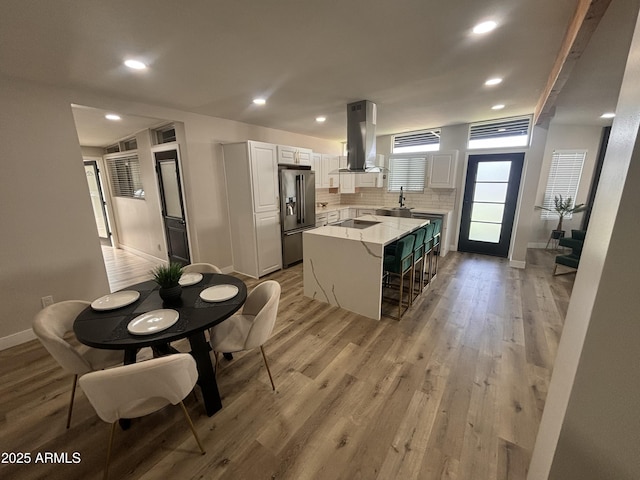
[0,249,574,480]
[101,246,164,292]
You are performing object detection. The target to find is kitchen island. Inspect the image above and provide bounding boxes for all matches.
[303,215,429,320]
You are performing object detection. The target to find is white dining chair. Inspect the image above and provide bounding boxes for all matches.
[32,300,123,429]
[182,263,222,274]
[79,353,205,480]
[209,280,281,390]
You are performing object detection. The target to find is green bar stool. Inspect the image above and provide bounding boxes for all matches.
[431,219,442,279]
[422,222,435,290]
[382,234,415,319]
[411,228,427,301]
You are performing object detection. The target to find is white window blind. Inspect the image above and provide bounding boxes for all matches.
[106,155,145,199]
[468,116,531,149]
[387,154,427,192]
[540,150,586,219]
[393,129,441,153]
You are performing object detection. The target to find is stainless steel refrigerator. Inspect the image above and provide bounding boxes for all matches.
[279,165,316,267]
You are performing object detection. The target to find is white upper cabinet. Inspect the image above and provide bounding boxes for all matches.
[277,145,312,166]
[355,173,383,188]
[297,148,312,166]
[311,153,323,188]
[428,150,459,189]
[337,157,354,193]
[328,155,340,188]
[250,141,279,212]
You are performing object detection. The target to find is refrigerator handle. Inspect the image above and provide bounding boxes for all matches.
[296,175,302,224]
[300,176,306,224]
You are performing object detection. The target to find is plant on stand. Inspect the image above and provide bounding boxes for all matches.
[152,262,184,301]
[535,194,587,239]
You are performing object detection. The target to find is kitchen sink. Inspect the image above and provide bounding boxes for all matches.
[375,207,413,218]
[335,219,380,229]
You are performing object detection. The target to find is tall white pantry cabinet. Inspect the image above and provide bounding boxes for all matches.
[223,141,282,278]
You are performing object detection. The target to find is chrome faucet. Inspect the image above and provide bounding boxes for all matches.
[398,186,405,207]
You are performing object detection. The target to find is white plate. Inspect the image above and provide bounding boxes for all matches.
[179,272,203,286]
[200,284,239,302]
[127,309,179,335]
[91,291,140,311]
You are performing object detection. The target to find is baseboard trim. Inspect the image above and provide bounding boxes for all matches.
[510,260,526,269]
[0,328,36,351]
[119,245,166,264]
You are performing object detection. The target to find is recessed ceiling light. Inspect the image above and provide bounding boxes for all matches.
[124,59,147,70]
[253,98,266,105]
[492,104,505,110]
[485,77,503,86]
[473,21,497,34]
[600,112,615,118]
[316,116,326,123]
[105,114,121,121]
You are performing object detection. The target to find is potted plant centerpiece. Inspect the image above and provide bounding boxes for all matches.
[152,262,184,301]
[535,194,587,239]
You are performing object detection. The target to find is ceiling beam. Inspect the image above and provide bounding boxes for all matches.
[534,0,612,126]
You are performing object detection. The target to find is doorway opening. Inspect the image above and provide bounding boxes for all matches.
[84,160,112,246]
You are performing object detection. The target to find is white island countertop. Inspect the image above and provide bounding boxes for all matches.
[303,215,429,320]
[305,215,429,246]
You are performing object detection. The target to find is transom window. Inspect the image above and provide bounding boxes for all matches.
[468,116,532,149]
[393,129,441,153]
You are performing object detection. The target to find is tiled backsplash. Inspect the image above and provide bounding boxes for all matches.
[340,188,457,211]
[316,189,342,206]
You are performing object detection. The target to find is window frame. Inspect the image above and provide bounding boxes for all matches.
[540,149,587,220]
[387,153,428,193]
[105,154,145,200]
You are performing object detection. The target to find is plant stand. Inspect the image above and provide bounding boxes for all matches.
[545,230,565,249]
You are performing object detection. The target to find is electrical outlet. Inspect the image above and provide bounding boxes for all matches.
[41,295,54,308]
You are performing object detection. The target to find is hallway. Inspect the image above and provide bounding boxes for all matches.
[101,246,164,292]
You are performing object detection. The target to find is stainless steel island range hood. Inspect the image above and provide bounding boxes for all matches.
[342,100,382,173]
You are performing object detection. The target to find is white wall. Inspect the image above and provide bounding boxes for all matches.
[528,9,640,479]
[528,123,603,247]
[0,75,342,345]
[0,76,110,344]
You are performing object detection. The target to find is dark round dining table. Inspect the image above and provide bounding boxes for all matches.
[74,273,247,416]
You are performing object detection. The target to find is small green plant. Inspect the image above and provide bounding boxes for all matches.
[151,262,184,288]
[535,194,587,232]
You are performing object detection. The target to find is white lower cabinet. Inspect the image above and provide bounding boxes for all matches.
[356,208,376,216]
[316,213,328,227]
[255,211,283,277]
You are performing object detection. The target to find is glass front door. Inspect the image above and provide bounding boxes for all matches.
[458,153,524,257]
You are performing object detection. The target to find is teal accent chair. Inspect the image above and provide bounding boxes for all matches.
[554,229,586,275]
[383,234,415,319]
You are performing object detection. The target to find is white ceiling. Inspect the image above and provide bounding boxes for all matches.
[0,0,635,147]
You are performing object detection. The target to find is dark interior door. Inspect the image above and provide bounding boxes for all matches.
[84,161,111,242]
[155,149,190,265]
[458,152,524,257]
